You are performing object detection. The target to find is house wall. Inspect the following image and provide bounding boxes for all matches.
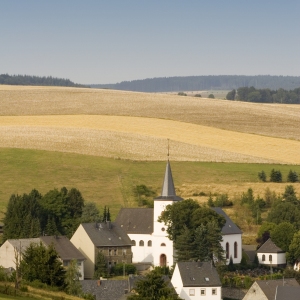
[0,241,16,269]
[71,225,95,279]
[242,281,268,300]
[63,259,85,280]
[257,252,286,266]
[221,234,242,264]
[180,286,221,300]
[171,264,183,296]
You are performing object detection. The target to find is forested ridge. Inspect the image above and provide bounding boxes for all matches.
[0,74,87,88]
[93,75,300,92]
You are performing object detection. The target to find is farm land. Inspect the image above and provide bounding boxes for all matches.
[0,85,300,241]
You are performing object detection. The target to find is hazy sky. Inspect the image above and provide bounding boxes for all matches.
[1,0,299,84]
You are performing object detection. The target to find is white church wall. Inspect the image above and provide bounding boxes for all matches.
[221,234,242,264]
[128,233,154,264]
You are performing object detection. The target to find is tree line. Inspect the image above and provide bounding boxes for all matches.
[0,74,88,88]
[3,187,109,241]
[93,75,300,92]
[226,86,300,104]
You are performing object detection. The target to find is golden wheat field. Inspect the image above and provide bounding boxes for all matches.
[0,85,300,164]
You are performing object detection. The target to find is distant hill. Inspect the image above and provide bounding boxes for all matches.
[92,75,300,92]
[0,74,88,88]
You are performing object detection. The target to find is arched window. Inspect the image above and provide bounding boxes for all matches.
[226,242,229,259]
[262,254,265,261]
[234,242,238,258]
[269,255,272,262]
[148,240,152,247]
[139,240,144,246]
[132,240,136,246]
[161,243,166,246]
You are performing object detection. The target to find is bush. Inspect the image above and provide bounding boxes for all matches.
[270,169,282,182]
[194,94,202,97]
[111,263,136,276]
[287,170,299,182]
[178,92,187,96]
[208,94,215,99]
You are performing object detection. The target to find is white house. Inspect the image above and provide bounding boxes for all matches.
[0,236,86,280]
[171,261,222,300]
[256,238,286,267]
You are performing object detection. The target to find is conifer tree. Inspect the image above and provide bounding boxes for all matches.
[174,225,195,261]
[64,260,82,296]
[93,252,108,279]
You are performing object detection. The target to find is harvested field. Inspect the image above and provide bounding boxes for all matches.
[0,85,300,164]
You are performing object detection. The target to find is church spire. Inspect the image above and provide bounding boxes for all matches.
[161,161,176,197]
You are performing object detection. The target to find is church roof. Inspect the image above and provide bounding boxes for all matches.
[176,261,221,287]
[211,207,242,235]
[155,161,183,201]
[114,208,154,234]
[257,238,285,253]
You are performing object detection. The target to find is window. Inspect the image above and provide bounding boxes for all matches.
[262,254,265,261]
[148,240,152,247]
[212,288,217,295]
[201,289,206,296]
[114,249,117,255]
[139,240,144,246]
[132,240,136,246]
[234,242,238,258]
[161,243,166,246]
[63,261,68,267]
[123,249,127,255]
[108,249,112,255]
[161,227,165,231]
[189,289,195,296]
[226,242,229,259]
[269,255,272,262]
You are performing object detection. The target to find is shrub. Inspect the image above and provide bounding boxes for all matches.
[177,92,187,96]
[111,263,136,276]
[208,94,215,99]
[287,170,299,182]
[270,169,282,182]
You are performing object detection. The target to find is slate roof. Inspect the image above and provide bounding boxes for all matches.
[8,238,41,252]
[82,222,133,247]
[257,238,285,253]
[212,207,242,235]
[40,236,86,261]
[81,279,129,300]
[276,286,300,300]
[255,278,299,300]
[114,208,154,234]
[177,261,221,287]
[155,161,183,201]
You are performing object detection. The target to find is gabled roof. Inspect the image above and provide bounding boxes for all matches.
[255,278,299,300]
[155,161,183,201]
[114,208,153,234]
[211,207,242,235]
[275,286,300,300]
[40,236,86,261]
[7,238,41,252]
[257,238,285,254]
[82,222,133,247]
[176,261,221,287]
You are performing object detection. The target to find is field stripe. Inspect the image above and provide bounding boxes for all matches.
[0,115,299,164]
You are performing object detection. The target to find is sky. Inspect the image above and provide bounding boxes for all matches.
[1,0,300,84]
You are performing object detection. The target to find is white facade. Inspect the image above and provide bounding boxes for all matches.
[257,252,286,266]
[222,233,242,264]
[171,263,221,300]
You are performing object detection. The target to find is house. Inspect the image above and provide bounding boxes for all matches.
[0,236,86,279]
[212,207,242,264]
[70,221,133,279]
[242,278,299,300]
[256,238,286,267]
[171,261,222,300]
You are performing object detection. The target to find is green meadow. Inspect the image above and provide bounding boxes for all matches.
[1,148,300,221]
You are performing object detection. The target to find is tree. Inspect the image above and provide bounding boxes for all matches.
[287,170,299,183]
[257,222,277,244]
[174,225,195,261]
[64,260,82,296]
[288,231,300,264]
[81,202,101,223]
[21,242,65,287]
[282,185,298,203]
[208,94,215,99]
[226,89,236,100]
[93,252,108,279]
[271,222,296,252]
[270,169,282,182]
[127,271,181,300]
[258,170,267,182]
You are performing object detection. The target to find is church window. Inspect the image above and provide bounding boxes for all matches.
[262,254,265,261]
[148,240,152,247]
[161,243,166,246]
[161,227,165,231]
[139,240,144,246]
[226,242,229,259]
[132,240,136,246]
[234,242,238,258]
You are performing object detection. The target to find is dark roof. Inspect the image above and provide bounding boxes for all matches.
[176,261,221,287]
[81,279,128,300]
[256,278,299,300]
[276,286,300,300]
[154,161,183,201]
[211,207,242,235]
[114,208,154,234]
[257,238,285,254]
[82,222,133,247]
[40,236,86,261]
